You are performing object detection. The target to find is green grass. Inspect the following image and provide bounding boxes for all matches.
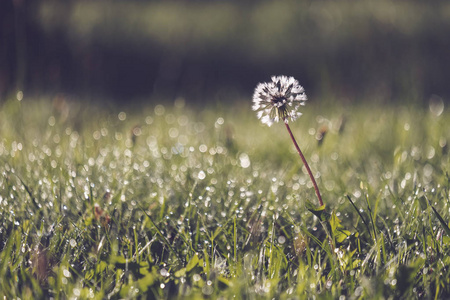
[0,96,449,299]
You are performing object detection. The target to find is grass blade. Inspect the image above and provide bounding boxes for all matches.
[430,205,450,237]
[139,206,181,262]
[346,195,373,240]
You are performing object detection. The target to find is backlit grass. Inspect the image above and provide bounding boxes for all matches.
[0,96,449,299]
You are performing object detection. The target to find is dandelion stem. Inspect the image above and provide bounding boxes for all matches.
[284,122,324,207]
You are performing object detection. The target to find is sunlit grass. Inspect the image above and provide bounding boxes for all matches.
[0,96,449,299]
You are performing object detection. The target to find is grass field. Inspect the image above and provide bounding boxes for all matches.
[0,96,449,299]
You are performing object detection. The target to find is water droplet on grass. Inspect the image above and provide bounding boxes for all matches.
[278,236,286,244]
[202,285,213,295]
[199,145,207,153]
[63,268,71,278]
[239,153,250,168]
[429,95,444,116]
[118,112,126,121]
[193,274,201,282]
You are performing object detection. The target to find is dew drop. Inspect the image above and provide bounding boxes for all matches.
[63,268,71,278]
[155,105,165,115]
[118,112,126,121]
[48,116,56,126]
[193,274,201,282]
[198,171,206,180]
[404,123,410,131]
[239,153,251,169]
[202,285,213,295]
[429,95,444,116]
[16,90,23,101]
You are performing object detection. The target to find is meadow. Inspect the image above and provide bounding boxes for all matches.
[0,95,449,299]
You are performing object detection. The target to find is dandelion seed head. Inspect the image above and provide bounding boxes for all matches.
[252,76,307,126]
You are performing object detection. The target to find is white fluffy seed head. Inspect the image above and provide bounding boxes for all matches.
[252,76,307,126]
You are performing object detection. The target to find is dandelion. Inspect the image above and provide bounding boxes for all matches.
[252,75,307,127]
[252,76,323,207]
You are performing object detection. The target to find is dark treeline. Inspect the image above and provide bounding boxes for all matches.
[2,0,450,104]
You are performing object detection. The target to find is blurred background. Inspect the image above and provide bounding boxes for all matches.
[1,0,450,105]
